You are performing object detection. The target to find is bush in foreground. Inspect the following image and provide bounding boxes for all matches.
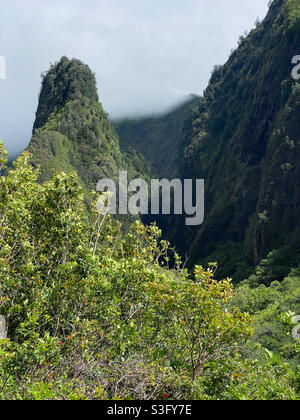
[0,142,298,400]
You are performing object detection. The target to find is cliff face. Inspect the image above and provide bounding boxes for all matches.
[114,94,199,179]
[116,0,300,280]
[175,0,300,276]
[28,57,146,194]
[33,57,99,131]
[27,1,300,282]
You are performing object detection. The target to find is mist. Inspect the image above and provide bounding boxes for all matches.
[0,0,270,158]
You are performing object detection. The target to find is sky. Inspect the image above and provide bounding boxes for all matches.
[0,0,270,157]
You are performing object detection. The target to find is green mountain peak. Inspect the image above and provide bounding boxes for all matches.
[33,56,99,131]
[27,57,148,199]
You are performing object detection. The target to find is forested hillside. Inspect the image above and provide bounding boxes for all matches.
[27,57,150,194]
[114,94,199,178]
[178,0,300,276]
[116,0,300,284]
[0,0,299,401]
[0,142,299,399]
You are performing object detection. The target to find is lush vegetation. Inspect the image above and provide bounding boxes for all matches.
[178,0,300,274]
[287,0,300,26]
[2,0,300,401]
[28,57,151,197]
[0,142,298,400]
[115,0,300,284]
[33,56,99,131]
[114,95,199,179]
[233,262,300,369]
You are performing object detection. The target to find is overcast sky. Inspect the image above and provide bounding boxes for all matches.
[0,0,270,157]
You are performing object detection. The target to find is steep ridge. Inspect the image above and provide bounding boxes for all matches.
[116,0,300,281]
[176,0,300,278]
[27,57,148,193]
[26,1,300,283]
[114,94,199,178]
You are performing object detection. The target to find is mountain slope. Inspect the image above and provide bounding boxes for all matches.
[177,0,300,278]
[115,0,300,282]
[114,94,199,178]
[26,1,300,283]
[27,57,148,194]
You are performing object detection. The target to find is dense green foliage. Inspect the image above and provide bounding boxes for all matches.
[0,142,298,400]
[115,0,300,282]
[4,0,300,401]
[28,57,151,198]
[33,57,99,130]
[233,262,300,368]
[287,0,300,26]
[176,0,300,274]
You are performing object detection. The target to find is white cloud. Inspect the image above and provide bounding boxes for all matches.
[0,0,270,156]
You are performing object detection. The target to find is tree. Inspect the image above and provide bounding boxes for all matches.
[0,142,298,400]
